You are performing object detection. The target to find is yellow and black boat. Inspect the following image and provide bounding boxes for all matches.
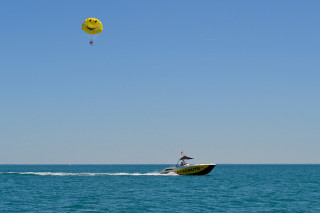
[160,155,216,175]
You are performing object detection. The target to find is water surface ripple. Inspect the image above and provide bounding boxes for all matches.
[0,164,319,212]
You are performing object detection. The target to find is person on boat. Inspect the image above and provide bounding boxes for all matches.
[181,160,187,166]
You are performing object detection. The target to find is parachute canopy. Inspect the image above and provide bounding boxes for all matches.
[82,18,103,35]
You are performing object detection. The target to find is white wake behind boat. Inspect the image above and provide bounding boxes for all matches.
[160,155,216,175]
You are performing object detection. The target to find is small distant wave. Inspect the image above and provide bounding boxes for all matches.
[0,172,177,176]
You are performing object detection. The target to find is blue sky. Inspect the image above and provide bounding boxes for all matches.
[0,0,319,164]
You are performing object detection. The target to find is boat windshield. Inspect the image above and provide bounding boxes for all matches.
[176,155,193,166]
[178,160,189,166]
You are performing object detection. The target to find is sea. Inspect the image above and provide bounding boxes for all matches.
[0,164,319,212]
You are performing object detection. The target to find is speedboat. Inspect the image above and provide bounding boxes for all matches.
[160,155,216,175]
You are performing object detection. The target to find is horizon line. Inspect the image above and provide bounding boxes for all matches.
[1,163,320,165]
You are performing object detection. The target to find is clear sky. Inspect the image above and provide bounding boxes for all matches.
[0,0,319,164]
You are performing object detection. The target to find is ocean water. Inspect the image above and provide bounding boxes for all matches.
[1,165,320,212]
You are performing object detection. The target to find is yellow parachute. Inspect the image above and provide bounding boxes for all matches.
[82,18,103,45]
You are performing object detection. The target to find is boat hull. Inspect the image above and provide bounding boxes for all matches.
[161,164,216,175]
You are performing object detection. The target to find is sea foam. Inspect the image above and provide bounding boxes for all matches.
[0,172,177,176]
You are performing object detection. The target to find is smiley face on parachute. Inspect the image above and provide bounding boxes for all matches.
[82,18,103,34]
